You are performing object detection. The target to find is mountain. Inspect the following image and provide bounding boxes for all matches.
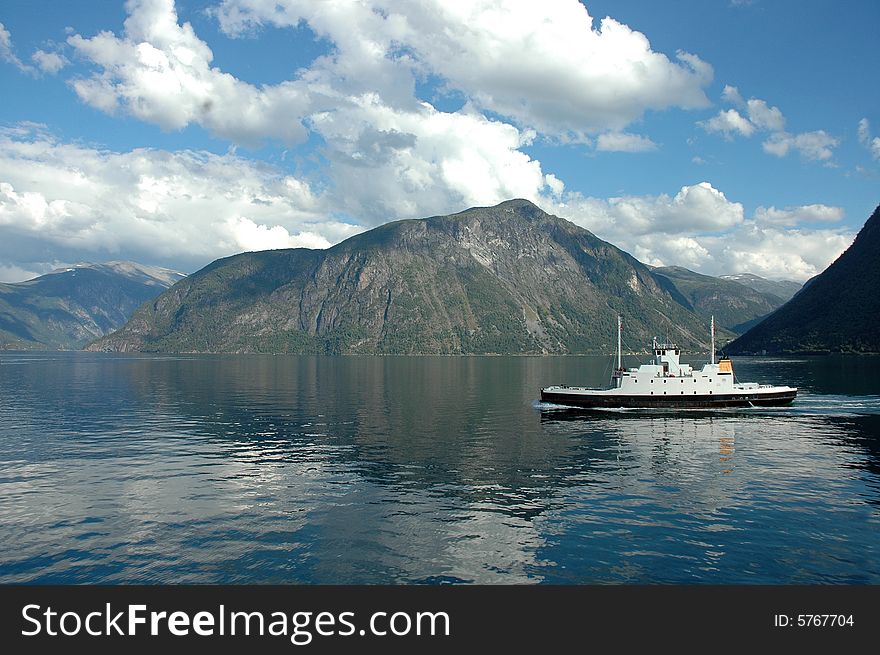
[0,262,186,350]
[89,199,718,355]
[727,204,880,354]
[718,273,801,302]
[651,266,787,335]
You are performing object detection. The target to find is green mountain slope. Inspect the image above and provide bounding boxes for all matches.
[89,200,717,355]
[718,273,801,302]
[727,204,880,354]
[0,262,185,349]
[651,266,786,334]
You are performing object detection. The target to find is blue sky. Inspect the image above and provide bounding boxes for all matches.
[0,0,877,282]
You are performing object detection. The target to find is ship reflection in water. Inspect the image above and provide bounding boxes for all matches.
[0,352,878,584]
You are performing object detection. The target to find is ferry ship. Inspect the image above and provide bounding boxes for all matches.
[540,316,797,409]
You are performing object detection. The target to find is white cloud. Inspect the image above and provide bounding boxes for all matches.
[0,2,855,287]
[68,0,311,145]
[753,204,844,227]
[224,216,332,251]
[0,125,361,273]
[745,98,784,131]
[31,49,68,75]
[721,84,744,107]
[703,86,838,162]
[0,22,37,75]
[700,109,755,138]
[858,118,880,160]
[858,118,870,144]
[762,130,838,161]
[554,182,743,238]
[0,125,851,284]
[306,95,554,224]
[548,183,851,281]
[0,262,54,283]
[212,0,712,140]
[67,0,714,146]
[596,132,658,152]
[708,224,853,281]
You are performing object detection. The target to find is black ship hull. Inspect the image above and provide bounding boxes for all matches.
[540,388,797,409]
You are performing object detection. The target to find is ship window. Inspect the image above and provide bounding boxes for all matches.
[709,379,712,382]
[709,391,712,394]
[663,391,666,394]
[664,379,667,383]
[650,391,653,395]
[681,380,684,383]
[651,379,654,383]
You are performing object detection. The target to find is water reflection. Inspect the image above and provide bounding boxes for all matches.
[0,352,879,583]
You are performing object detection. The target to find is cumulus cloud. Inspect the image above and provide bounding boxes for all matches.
[0,262,53,283]
[68,0,311,145]
[66,0,714,146]
[745,98,785,131]
[700,109,755,138]
[0,125,851,283]
[212,0,713,140]
[31,49,69,75]
[224,216,333,251]
[0,125,362,274]
[548,183,851,281]
[309,96,555,223]
[858,118,880,160]
[707,223,853,281]
[762,130,838,161]
[721,84,744,107]
[701,86,837,161]
[753,204,844,227]
[554,182,743,238]
[595,132,658,152]
[0,2,853,286]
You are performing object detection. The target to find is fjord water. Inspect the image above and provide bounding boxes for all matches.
[1,352,878,584]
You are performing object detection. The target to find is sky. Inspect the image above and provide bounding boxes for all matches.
[0,0,877,283]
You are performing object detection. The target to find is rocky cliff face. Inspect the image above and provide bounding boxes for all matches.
[728,203,880,354]
[0,262,185,349]
[89,200,715,355]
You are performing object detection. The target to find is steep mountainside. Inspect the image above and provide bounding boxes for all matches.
[0,262,185,349]
[90,200,718,355]
[651,266,786,334]
[719,273,801,302]
[728,204,880,354]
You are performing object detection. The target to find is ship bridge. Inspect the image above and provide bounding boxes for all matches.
[652,340,690,377]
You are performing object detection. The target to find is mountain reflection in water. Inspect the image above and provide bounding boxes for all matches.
[1,352,878,583]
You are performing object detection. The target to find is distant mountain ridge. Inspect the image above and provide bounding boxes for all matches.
[650,266,789,334]
[718,273,801,303]
[0,261,185,349]
[728,203,880,354]
[89,199,721,355]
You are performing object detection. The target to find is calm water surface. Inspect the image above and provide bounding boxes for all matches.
[1,352,878,584]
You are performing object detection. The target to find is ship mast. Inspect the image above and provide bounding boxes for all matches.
[710,315,715,365]
[617,314,622,371]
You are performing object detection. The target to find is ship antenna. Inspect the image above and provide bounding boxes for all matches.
[710,315,715,365]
